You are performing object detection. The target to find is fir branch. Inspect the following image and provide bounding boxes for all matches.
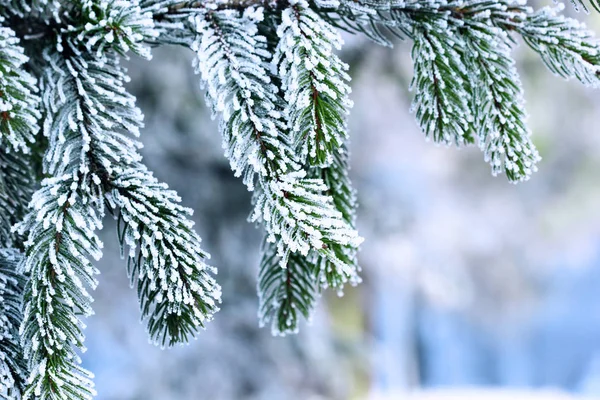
[0,249,26,400]
[14,3,162,397]
[311,149,360,290]
[16,175,102,400]
[409,26,474,146]
[0,149,35,248]
[62,0,158,59]
[258,239,318,336]
[513,4,600,88]
[0,0,62,20]
[459,4,540,181]
[0,24,41,153]
[274,0,353,167]
[190,6,362,333]
[109,164,221,347]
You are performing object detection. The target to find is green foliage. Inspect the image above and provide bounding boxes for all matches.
[0,0,599,396]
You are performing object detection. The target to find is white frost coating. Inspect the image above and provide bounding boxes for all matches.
[13,2,163,399]
[517,5,600,88]
[190,5,363,335]
[273,0,353,167]
[408,3,474,147]
[405,0,545,181]
[0,250,26,400]
[110,163,222,347]
[16,176,102,400]
[0,24,41,153]
[462,5,541,182]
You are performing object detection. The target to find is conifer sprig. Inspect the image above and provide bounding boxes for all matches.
[0,249,26,400]
[0,24,40,153]
[109,163,221,347]
[274,0,353,167]
[188,5,362,334]
[17,174,103,400]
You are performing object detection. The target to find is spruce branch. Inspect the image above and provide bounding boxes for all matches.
[0,149,35,248]
[458,4,541,181]
[0,24,41,153]
[16,174,103,400]
[0,249,26,400]
[108,164,221,347]
[409,25,474,146]
[274,0,353,167]
[514,4,600,88]
[189,5,362,333]
[13,2,167,397]
[258,239,318,336]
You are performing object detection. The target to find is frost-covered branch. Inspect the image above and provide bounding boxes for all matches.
[0,24,40,153]
[109,164,221,347]
[409,26,473,146]
[258,240,318,335]
[459,3,541,181]
[0,249,26,400]
[514,5,600,87]
[0,149,34,248]
[187,5,362,333]
[274,0,352,167]
[16,174,103,400]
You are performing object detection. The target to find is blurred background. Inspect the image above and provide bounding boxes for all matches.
[82,6,600,400]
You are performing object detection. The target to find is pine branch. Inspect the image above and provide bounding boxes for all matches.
[323,0,600,180]
[317,0,405,46]
[108,164,221,347]
[513,4,600,88]
[16,174,103,400]
[258,239,318,336]
[0,149,35,248]
[61,0,158,59]
[0,0,62,20]
[0,23,41,153]
[14,2,162,397]
[188,6,362,333]
[0,249,26,400]
[409,26,474,146]
[458,4,540,182]
[258,150,361,335]
[311,148,360,290]
[274,0,353,167]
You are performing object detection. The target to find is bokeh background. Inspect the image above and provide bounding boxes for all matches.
[82,5,600,399]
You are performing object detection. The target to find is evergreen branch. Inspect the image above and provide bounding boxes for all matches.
[0,24,41,153]
[0,0,61,20]
[311,148,360,290]
[317,0,407,46]
[190,6,362,333]
[192,6,362,260]
[192,7,298,187]
[513,4,600,88]
[258,150,361,334]
[13,4,158,396]
[16,175,102,400]
[274,0,353,167]
[257,239,317,336]
[0,249,26,400]
[108,164,221,347]
[45,6,219,350]
[409,26,474,146]
[62,0,158,59]
[0,149,35,248]
[460,7,540,181]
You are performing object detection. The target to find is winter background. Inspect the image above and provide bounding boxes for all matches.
[81,5,600,400]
